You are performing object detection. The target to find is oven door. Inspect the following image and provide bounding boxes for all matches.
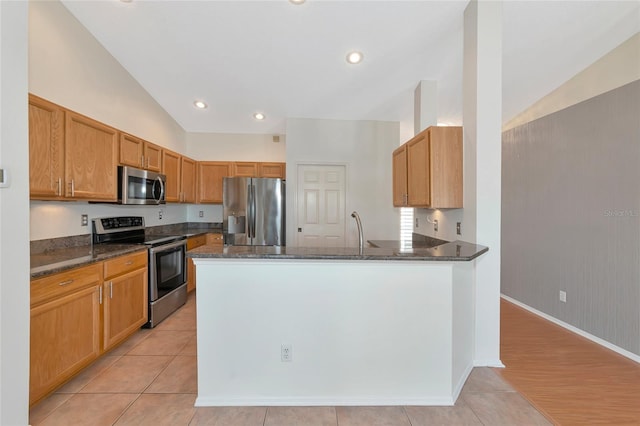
[148,239,187,301]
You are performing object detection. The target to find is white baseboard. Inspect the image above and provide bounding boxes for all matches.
[194,396,455,407]
[501,294,640,364]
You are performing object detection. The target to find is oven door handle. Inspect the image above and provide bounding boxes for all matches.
[148,239,186,254]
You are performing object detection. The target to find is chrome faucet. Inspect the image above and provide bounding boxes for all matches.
[351,211,364,254]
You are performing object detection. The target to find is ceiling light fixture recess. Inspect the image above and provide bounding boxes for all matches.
[346,51,364,64]
[289,0,306,4]
[253,112,266,120]
[193,100,207,109]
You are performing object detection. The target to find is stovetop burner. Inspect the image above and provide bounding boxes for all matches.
[92,216,186,246]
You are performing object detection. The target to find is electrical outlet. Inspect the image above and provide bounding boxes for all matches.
[281,344,292,362]
[434,219,438,232]
[81,214,88,227]
[415,217,419,228]
[158,210,163,220]
[457,222,461,235]
[199,210,204,218]
[559,290,567,303]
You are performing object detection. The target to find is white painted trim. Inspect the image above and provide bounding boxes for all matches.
[473,359,505,368]
[452,363,474,401]
[195,396,455,407]
[501,294,640,364]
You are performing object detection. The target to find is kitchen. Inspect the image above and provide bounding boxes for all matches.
[2,0,639,424]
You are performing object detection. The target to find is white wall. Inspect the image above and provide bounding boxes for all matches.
[29,0,186,152]
[504,32,640,131]
[186,133,286,162]
[285,118,400,247]
[0,1,30,424]
[463,0,503,366]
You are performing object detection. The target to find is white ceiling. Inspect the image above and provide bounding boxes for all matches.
[60,0,639,135]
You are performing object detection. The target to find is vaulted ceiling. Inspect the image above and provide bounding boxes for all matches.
[61,0,639,134]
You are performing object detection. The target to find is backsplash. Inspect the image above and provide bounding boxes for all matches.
[31,221,222,254]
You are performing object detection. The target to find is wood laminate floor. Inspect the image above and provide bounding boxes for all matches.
[497,298,640,425]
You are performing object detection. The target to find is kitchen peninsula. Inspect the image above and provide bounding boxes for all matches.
[189,240,488,406]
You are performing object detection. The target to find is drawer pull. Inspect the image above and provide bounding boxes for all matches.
[125,261,133,265]
[58,279,74,286]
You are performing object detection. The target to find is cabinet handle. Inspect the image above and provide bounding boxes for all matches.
[141,155,145,168]
[68,179,75,197]
[99,286,103,304]
[110,281,113,299]
[125,260,133,265]
[58,279,74,286]
[56,178,62,196]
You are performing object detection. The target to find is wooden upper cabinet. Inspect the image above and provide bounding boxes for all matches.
[407,131,431,207]
[162,149,181,202]
[401,126,462,209]
[29,95,65,199]
[233,162,259,177]
[119,133,144,168]
[392,145,408,207]
[65,111,118,201]
[259,162,286,179]
[119,134,163,172]
[181,156,197,203]
[198,161,231,204]
[143,141,163,172]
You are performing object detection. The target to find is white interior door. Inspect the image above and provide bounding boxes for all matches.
[296,164,346,247]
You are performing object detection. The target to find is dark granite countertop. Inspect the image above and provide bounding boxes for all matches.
[30,222,223,279]
[30,244,147,279]
[188,240,488,262]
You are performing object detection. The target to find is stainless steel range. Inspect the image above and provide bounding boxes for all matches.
[92,216,187,328]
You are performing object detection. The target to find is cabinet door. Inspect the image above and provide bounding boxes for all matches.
[103,267,148,351]
[429,126,463,208]
[198,162,231,204]
[162,150,181,202]
[392,146,408,207]
[29,95,65,199]
[407,131,430,207]
[259,162,286,179]
[186,235,207,292]
[144,141,163,172]
[30,285,101,405]
[232,162,258,177]
[181,156,197,203]
[206,233,224,246]
[119,133,144,168]
[65,112,118,201]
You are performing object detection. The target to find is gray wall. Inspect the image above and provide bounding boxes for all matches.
[501,80,640,355]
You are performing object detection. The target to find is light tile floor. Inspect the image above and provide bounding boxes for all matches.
[30,292,550,425]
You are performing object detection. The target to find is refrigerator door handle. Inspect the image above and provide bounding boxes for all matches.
[248,183,256,239]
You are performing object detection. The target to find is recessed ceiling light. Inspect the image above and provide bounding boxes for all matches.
[193,100,208,109]
[289,0,305,4]
[120,0,133,3]
[346,51,364,65]
[253,112,266,120]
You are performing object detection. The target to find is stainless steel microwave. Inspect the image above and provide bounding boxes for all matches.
[118,166,166,205]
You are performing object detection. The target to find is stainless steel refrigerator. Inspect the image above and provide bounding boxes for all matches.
[223,177,286,246]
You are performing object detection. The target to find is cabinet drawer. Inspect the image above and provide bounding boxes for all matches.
[206,233,224,246]
[187,235,207,250]
[31,263,102,307]
[104,251,147,280]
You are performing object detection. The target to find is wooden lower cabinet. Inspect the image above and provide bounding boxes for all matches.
[30,251,148,406]
[187,235,207,292]
[102,252,148,351]
[30,265,102,406]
